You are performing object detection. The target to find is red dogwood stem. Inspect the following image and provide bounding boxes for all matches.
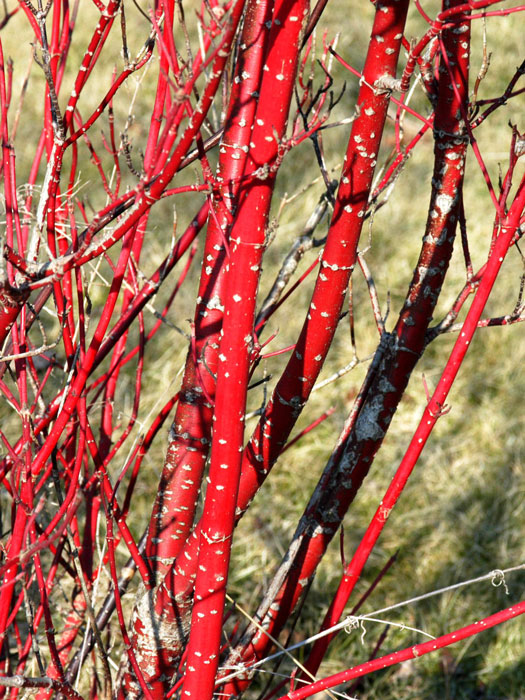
[279,599,525,699]
[0,283,29,347]
[120,1,281,695]
[169,0,411,640]
[304,169,525,675]
[146,0,274,575]
[180,3,308,698]
[219,0,472,689]
[19,0,246,485]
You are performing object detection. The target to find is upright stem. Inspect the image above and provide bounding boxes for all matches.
[301,0,472,674]
[146,0,274,575]
[304,167,525,678]
[217,0,411,690]
[180,2,308,698]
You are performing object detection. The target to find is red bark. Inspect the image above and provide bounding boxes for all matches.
[219,0,470,688]
[280,597,525,700]
[146,0,275,576]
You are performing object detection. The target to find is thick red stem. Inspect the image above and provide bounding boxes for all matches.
[220,0,470,689]
[180,6,309,695]
[304,168,525,676]
[146,0,274,575]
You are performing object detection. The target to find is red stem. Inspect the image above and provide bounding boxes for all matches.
[146,0,274,576]
[280,598,525,699]
[181,4,308,696]
[303,168,525,676]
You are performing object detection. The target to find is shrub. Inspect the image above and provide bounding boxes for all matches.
[0,1,524,698]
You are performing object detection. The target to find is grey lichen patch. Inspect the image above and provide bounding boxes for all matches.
[275,391,304,416]
[423,226,450,246]
[131,583,192,673]
[416,265,442,282]
[179,388,203,405]
[354,393,386,442]
[374,73,402,94]
[377,375,396,394]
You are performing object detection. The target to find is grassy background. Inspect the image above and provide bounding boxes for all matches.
[1,0,524,697]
